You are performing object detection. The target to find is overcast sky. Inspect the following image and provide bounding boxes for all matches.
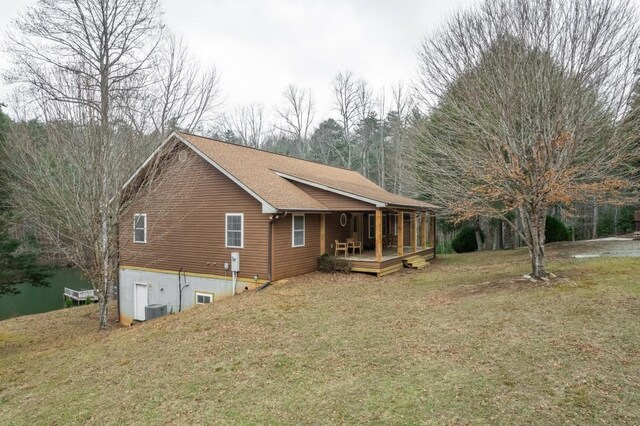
[0,0,480,119]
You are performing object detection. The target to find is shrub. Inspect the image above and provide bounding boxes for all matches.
[451,226,483,253]
[545,215,570,243]
[317,254,352,273]
[436,240,454,254]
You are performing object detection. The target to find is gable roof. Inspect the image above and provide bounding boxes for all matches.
[126,131,437,213]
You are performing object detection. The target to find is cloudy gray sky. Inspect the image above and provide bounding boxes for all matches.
[0,0,479,118]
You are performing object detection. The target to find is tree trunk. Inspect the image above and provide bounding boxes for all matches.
[529,236,546,278]
[98,290,108,330]
[591,198,598,239]
[473,216,484,251]
[518,205,547,279]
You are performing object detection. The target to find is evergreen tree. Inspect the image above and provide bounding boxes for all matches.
[0,106,50,296]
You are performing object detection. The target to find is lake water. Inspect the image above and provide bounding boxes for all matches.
[0,268,91,321]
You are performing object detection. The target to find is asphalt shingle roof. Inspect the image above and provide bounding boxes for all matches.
[177,132,437,211]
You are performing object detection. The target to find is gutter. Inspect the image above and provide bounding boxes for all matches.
[267,212,287,282]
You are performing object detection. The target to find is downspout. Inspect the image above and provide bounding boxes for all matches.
[267,212,287,283]
[267,220,273,282]
[177,267,189,312]
[115,221,120,322]
[178,267,183,312]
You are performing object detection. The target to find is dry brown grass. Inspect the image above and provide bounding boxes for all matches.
[1,242,639,425]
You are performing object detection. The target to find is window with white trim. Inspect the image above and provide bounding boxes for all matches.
[133,214,146,243]
[225,213,244,248]
[292,214,305,247]
[195,292,213,304]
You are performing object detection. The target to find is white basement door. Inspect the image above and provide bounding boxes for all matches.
[134,283,148,321]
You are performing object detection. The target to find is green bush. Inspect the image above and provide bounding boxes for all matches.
[436,240,454,254]
[598,206,636,236]
[545,215,570,243]
[451,226,482,253]
[317,254,352,273]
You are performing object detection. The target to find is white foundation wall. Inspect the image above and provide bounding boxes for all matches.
[119,268,242,325]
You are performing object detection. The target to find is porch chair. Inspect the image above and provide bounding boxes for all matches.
[335,240,349,258]
[347,235,362,256]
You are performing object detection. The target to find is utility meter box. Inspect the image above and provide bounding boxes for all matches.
[231,252,240,272]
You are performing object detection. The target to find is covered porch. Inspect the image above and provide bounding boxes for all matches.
[320,207,436,276]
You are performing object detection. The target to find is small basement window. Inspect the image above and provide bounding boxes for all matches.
[226,213,244,248]
[133,214,146,243]
[195,292,213,304]
[292,214,305,247]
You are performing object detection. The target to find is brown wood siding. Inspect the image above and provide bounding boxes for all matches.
[324,213,353,254]
[271,213,321,281]
[292,182,376,211]
[119,146,270,280]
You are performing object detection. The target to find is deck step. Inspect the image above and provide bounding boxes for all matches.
[403,256,430,269]
[378,263,404,277]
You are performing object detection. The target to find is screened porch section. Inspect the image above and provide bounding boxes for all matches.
[321,208,436,276]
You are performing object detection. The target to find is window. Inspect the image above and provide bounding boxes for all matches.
[195,292,213,304]
[225,213,244,248]
[339,213,348,227]
[368,214,375,239]
[390,214,397,236]
[133,214,146,243]
[292,214,305,247]
[368,214,387,238]
[382,214,387,236]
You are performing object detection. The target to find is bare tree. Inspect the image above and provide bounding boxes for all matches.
[222,104,271,148]
[145,34,221,137]
[276,84,315,157]
[414,0,640,279]
[4,0,165,329]
[355,79,375,177]
[388,82,415,194]
[332,71,361,169]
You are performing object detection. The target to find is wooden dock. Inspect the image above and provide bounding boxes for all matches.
[63,287,97,304]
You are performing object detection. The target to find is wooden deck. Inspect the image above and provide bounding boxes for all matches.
[343,246,435,276]
[63,287,97,303]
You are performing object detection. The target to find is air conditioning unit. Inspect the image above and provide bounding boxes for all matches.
[145,304,167,320]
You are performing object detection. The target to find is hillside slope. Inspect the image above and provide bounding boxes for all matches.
[1,241,639,424]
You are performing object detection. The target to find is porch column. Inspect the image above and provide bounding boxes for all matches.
[421,211,427,249]
[410,211,417,252]
[320,214,326,255]
[397,211,404,256]
[430,212,436,247]
[375,208,383,262]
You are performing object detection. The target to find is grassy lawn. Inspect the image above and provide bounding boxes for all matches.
[1,242,639,424]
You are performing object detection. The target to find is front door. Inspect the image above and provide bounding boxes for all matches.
[134,283,148,321]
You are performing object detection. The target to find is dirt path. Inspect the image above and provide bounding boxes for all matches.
[547,238,640,259]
